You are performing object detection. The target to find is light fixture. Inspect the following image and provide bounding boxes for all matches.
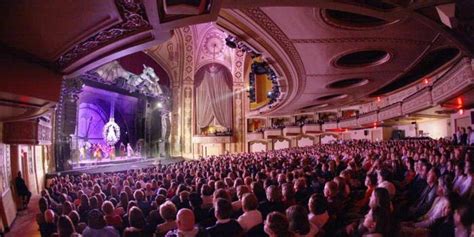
[156,102,163,108]
[225,35,237,48]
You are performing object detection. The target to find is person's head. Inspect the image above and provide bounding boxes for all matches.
[465,159,473,175]
[369,188,390,210]
[365,173,378,188]
[129,206,146,229]
[201,184,213,196]
[57,215,76,237]
[286,205,310,235]
[45,209,55,223]
[133,189,144,201]
[17,171,21,178]
[454,203,473,228]
[214,198,233,220]
[213,188,231,202]
[323,181,338,199]
[159,201,177,222]
[427,168,439,186]
[176,208,195,232]
[101,201,114,215]
[377,168,391,184]
[308,193,327,215]
[436,176,452,197]
[363,207,390,235]
[266,185,282,202]
[68,211,80,225]
[242,193,258,212]
[236,185,250,200]
[62,201,73,215]
[264,212,292,237]
[87,209,106,229]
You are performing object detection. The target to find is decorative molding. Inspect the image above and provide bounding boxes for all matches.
[239,8,306,84]
[358,112,377,125]
[338,118,357,128]
[264,128,283,139]
[292,38,429,45]
[402,87,432,114]
[378,102,402,121]
[57,0,152,68]
[192,136,232,144]
[283,126,301,136]
[322,122,337,130]
[302,124,321,134]
[432,58,474,103]
[247,132,264,141]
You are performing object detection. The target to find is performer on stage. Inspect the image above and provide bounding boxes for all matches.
[109,145,115,160]
[94,144,103,162]
[79,145,86,160]
[120,142,126,157]
[127,143,134,157]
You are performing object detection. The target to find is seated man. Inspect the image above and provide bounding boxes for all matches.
[207,198,243,237]
[166,208,208,237]
[407,168,439,220]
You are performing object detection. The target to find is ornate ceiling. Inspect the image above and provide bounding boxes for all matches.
[217,1,473,116]
[1,0,474,121]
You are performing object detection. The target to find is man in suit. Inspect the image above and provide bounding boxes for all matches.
[207,198,243,237]
[408,168,439,220]
[15,171,31,210]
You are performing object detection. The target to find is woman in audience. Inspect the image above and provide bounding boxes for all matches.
[55,215,80,237]
[156,201,177,237]
[237,193,262,232]
[264,212,293,237]
[286,205,319,237]
[123,207,145,237]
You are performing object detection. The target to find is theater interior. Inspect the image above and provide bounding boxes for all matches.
[0,1,473,236]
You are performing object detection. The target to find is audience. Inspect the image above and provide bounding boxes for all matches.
[37,139,473,237]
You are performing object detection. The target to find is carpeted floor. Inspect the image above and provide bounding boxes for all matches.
[6,195,41,237]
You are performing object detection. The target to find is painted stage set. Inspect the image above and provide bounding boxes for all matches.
[53,55,173,172]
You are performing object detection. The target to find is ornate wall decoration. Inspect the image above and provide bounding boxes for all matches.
[378,103,402,121]
[57,0,152,68]
[358,112,378,125]
[291,37,429,45]
[240,8,306,96]
[402,88,432,115]
[203,32,225,58]
[181,26,195,157]
[432,58,474,103]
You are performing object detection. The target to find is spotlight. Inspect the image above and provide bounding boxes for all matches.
[252,62,268,75]
[225,36,237,48]
[156,102,163,108]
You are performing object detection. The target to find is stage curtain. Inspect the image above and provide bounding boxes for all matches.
[196,75,214,129]
[205,65,232,128]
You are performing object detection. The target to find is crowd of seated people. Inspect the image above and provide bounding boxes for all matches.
[36,139,473,237]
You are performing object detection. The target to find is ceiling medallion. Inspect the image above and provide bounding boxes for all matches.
[203,32,225,58]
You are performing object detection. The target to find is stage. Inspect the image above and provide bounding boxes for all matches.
[52,157,184,176]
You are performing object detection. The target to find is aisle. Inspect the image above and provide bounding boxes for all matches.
[6,195,40,237]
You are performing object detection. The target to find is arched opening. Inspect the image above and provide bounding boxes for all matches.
[194,63,233,136]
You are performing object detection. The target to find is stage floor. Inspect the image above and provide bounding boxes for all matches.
[73,156,145,168]
[55,157,184,175]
